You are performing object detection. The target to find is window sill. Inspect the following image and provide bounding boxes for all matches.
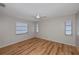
[16,32,28,35]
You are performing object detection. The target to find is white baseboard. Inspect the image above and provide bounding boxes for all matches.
[0,37,34,48]
[37,36,76,47]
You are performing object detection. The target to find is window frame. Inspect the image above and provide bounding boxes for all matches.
[36,23,39,33]
[16,22,28,35]
[65,19,72,36]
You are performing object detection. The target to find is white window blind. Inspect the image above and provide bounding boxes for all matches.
[16,22,28,34]
[65,19,72,35]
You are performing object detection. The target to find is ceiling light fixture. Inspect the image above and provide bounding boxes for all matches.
[36,13,40,19]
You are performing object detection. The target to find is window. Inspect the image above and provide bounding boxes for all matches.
[65,19,72,35]
[16,22,28,34]
[36,23,39,32]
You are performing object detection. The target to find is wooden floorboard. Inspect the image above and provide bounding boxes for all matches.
[0,38,79,55]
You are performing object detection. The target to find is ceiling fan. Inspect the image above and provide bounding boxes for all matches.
[35,13,40,19]
[35,13,47,19]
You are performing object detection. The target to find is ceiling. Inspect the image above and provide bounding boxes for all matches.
[0,3,79,21]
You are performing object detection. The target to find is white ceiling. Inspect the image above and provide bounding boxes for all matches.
[0,3,79,21]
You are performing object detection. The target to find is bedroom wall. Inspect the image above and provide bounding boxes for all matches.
[0,16,16,48]
[37,15,76,46]
[76,12,79,46]
[0,16,35,48]
[0,7,35,48]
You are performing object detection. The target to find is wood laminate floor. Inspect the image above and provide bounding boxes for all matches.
[0,38,79,55]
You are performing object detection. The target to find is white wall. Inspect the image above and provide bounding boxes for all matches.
[37,15,76,46]
[76,12,79,46]
[0,7,35,48]
[0,15,35,48]
[0,16,16,48]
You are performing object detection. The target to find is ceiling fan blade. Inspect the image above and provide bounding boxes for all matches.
[40,16,47,19]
